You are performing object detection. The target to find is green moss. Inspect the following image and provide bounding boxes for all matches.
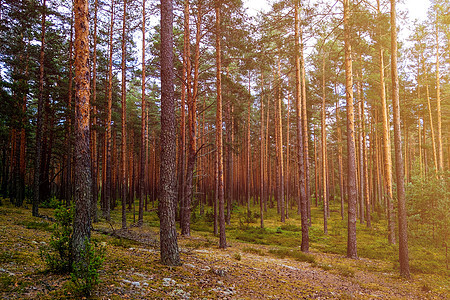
[279,224,301,232]
[109,237,141,249]
[333,264,355,277]
[242,247,266,256]
[0,250,28,264]
[268,248,316,263]
[0,274,14,292]
[15,220,53,232]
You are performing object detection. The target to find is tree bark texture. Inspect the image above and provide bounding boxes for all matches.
[344,0,357,259]
[72,0,92,266]
[159,0,181,266]
[390,0,410,278]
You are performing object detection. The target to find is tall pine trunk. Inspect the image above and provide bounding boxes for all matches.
[72,0,92,266]
[215,0,226,249]
[344,0,357,259]
[159,0,180,266]
[121,0,128,229]
[390,0,410,278]
[295,2,308,252]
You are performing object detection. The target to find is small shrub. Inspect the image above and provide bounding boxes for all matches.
[233,253,242,261]
[70,239,105,297]
[40,196,62,209]
[334,264,355,277]
[204,210,215,223]
[40,204,73,273]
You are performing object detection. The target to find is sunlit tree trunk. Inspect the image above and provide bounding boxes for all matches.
[344,0,357,259]
[426,85,438,175]
[300,25,311,225]
[260,72,264,228]
[390,0,410,278]
[215,0,226,249]
[321,55,328,234]
[336,95,344,220]
[295,1,308,252]
[72,0,92,266]
[247,74,251,219]
[285,94,290,219]
[275,62,285,223]
[378,0,395,245]
[435,18,443,174]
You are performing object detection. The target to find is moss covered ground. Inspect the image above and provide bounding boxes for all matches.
[0,198,448,299]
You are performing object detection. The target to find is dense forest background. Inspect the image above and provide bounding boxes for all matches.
[0,0,449,286]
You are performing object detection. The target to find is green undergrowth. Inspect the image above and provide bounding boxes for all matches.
[0,195,448,298]
[268,248,316,264]
[15,219,53,232]
[188,199,448,279]
[242,247,266,256]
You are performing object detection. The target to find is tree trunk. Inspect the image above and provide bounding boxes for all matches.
[215,0,226,249]
[34,0,46,216]
[91,0,99,223]
[344,0,357,259]
[390,0,410,278]
[275,62,285,223]
[178,0,187,232]
[72,0,92,266]
[260,72,265,228]
[426,85,438,175]
[121,0,128,229]
[159,0,181,266]
[336,99,344,220]
[138,0,147,226]
[378,0,395,245]
[295,2,308,252]
[321,55,328,234]
[435,19,443,174]
[300,27,311,225]
[104,2,114,221]
[182,0,198,236]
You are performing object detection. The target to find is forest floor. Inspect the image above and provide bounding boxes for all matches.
[0,201,448,299]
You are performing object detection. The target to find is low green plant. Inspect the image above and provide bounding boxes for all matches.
[40,204,73,273]
[279,224,301,232]
[268,248,316,263]
[233,252,242,261]
[70,239,105,297]
[242,247,266,256]
[334,264,355,277]
[0,274,13,292]
[40,196,62,209]
[16,220,53,232]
